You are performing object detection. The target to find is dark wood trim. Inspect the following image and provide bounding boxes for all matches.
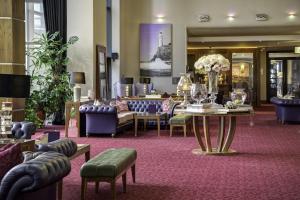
[95,45,108,100]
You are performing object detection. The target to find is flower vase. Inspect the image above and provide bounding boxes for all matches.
[208,71,219,104]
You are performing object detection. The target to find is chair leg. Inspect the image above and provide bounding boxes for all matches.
[131,164,136,183]
[111,180,116,200]
[95,181,99,193]
[170,125,173,137]
[122,172,127,193]
[81,178,87,200]
[183,125,187,137]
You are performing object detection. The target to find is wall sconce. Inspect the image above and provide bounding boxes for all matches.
[240,64,245,74]
[156,14,165,22]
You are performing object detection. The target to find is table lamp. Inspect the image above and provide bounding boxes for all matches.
[121,77,134,97]
[177,73,192,106]
[0,74,31,136]
[140,77,151,95]
[70,72,86,102]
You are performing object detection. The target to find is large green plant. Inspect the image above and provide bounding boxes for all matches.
[25,32,78,127]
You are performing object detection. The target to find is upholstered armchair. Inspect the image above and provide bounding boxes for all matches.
[36,138,78,157]
[0,151,71,200]
[11,122,36,139]
[271,97,300,124]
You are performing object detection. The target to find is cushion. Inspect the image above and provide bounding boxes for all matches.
[80,148,137,178]
[116,100,129,112]
[118,111,135,124]
[0,143,23,181]
[162,97,175,113]
[170,114,192,125]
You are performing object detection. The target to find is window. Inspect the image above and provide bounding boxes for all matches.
[25,0,46,72]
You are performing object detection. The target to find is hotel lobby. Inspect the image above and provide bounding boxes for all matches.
[1,0,300,200]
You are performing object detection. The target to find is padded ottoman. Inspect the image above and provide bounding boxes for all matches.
[80,148,137,200]
[169,114,192,137]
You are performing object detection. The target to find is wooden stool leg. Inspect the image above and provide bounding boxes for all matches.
[81,178,87,200]
[95,181,99,193]
[122,172,127,193]
[111,180,116,200]
[170,125,173,137]
[183,125,187,137]
[131,164,136,183]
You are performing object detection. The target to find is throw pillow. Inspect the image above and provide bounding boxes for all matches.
[0,143,23,181]
[116,100,129,112]
[162,97,175,113]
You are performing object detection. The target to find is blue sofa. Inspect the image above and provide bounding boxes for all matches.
[79,99,178,137]
[270,97,300,124]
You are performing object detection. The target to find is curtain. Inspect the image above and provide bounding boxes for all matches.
[43,0,67,43]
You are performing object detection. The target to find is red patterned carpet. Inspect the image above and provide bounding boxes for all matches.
[37,108,300,200]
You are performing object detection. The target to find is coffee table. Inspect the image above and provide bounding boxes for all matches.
[69,144,90,162]
[134,112,167,136]
[0,139,35,151]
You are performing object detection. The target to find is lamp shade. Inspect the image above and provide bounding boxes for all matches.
[0,74,31,98]
[140,77,151,84]
[70,72,85,84]
[121,77,134,84]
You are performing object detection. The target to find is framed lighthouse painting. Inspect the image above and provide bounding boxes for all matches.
[139,24,172,77]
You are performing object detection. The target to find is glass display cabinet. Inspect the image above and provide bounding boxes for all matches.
[267,52,300,101]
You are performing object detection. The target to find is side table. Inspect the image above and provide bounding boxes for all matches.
[134,112,167,137]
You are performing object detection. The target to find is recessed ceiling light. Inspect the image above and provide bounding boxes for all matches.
[228,15,235,21]
[256,14,269,21]
[288,12,296,19]
[198,14,210,22]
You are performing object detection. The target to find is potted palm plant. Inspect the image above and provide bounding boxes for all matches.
[25,32,78,127]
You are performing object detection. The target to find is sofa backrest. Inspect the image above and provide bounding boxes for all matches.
[79,105,117,114]
[127,100,163,113]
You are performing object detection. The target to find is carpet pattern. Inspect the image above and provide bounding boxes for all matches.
[37,110,300,200]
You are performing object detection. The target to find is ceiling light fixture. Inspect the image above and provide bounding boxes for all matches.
[156,14,165,22]
[288,12,296,19]
[198,14,210,22]
[227,14,235,21]
[256,14,269,21]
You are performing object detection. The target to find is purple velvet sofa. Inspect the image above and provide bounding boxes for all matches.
[270,97,300,124]
[79,99,178,137]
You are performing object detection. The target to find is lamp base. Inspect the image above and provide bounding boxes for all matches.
[180,92,190,106]
[74,85,81,102]
[0,101,12,136]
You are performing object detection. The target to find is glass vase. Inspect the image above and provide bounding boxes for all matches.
[208,71,219,104]
[231,88,247,105]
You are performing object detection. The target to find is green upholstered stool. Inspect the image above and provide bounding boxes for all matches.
[169,114,192,137]
[80,148,137,200]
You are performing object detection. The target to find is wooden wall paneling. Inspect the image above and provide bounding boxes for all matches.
[0,65,25,74]
[0,0,24,19]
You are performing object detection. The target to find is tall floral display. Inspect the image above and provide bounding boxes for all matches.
[194,54,230,104]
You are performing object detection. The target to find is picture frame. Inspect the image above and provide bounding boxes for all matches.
[139,24,172,77]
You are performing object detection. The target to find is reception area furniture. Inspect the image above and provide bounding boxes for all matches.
[134,112,167,136]
[80,148,137,200]
[169,114,192,137]
[0,151,71,200]
[79,98,177,137]
[175,106,254,155]
[270,97,300,124]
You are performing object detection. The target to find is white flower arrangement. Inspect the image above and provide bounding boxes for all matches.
[194,54,230,73]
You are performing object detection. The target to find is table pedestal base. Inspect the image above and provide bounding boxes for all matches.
[192,148,237,155]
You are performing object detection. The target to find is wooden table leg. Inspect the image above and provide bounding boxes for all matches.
[65,105,70,138]
[57,180,63,200]
[134,116,138,137]
[157,116,160,136]
[143,119,147,131]
[192,116,206,151]
[217,116,226,152]
[85,151,90,162]
[203,116,212,152]
[222,116,237,152]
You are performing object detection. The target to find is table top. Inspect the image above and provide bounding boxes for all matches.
[135,112,167,118]
[174,106,254,116]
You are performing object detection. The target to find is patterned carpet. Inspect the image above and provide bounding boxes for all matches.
[38,108,300,200]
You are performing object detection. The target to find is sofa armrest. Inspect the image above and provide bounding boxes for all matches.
[37,138,77,157]
[0,152,71,200]
[271,97,300,106]
[11,122,36,139]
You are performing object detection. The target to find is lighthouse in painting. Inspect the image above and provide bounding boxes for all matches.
[158,31,163,47]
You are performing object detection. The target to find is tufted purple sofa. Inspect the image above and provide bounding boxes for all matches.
[270,97,300,124]
[79,99,178,137]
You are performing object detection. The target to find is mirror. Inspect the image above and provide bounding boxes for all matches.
[96,45,108,100]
